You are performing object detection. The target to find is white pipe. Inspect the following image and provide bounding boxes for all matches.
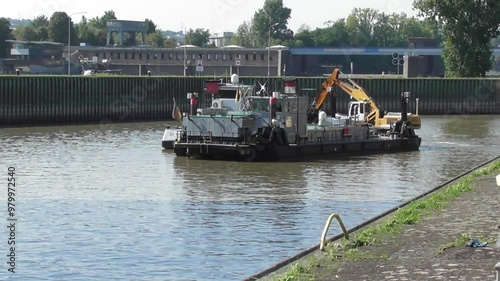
[495,262,500,281]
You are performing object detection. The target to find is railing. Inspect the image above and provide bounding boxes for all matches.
[320,213,349,251]
[495,262,500,281]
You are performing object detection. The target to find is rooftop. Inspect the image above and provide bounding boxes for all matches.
[6,40,64,46]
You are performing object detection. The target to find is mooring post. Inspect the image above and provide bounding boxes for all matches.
[495,262,500,281]
[496,226,500,249]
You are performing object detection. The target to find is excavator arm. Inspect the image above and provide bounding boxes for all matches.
[307,69,341,122]
[313,69,341,110]
[308,68,381,125]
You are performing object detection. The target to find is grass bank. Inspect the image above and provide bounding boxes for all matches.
[272,159,500,281]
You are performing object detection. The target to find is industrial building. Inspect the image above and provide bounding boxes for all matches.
[4,37,500,76]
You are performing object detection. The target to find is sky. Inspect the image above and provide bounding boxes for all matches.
[1,0,418,32]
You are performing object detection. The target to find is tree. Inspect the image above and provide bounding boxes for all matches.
[316,19,349,47]
[185,28,210,47]
[48,12,78,44]
[31,15,49,41]
[76,16,99,45]
[146,30,165,47]
[232,20,257,47]
[87,10,117,46]
[252,0,292,47]
[345,8,378,46]
[14,25,38,41]
[164,37,177,48]
[145,19,156,35]
[0,18,13,58]
[293,8,434,48]
[415,0,500,77]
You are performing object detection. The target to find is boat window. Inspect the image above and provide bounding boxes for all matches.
[218,89,237,99]
[350,104,358,116]
[250,99,270,112]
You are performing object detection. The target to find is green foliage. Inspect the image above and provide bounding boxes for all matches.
[436,233,471,255]
[85,10,117,46]
[0,17,13,58]
[274,257,317,281]
[414,0,500,77]
[12,14,52,42]
[252,0,292,46]
[185,28,210,47]
[292,9,434,48]
[48,12,78,44]
[146,31,165,47]
[145,19,156,35]
[76,16,98,46]
[232,20,257,47]
[13,25,37,41]
[164,38,177,48]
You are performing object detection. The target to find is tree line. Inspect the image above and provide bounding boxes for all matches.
[1,0,499,77]
[232,4,438,48]
[0,11,212,49]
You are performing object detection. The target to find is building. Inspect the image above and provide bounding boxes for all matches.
[73,45,283,76]
[209,32,235,48]
[1,40,67,74]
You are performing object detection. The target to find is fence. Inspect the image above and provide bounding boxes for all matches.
[0,76,498,126]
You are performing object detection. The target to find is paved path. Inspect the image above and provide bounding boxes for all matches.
[259,171,500,281]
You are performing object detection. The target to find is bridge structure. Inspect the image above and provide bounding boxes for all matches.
[106,20,147,46]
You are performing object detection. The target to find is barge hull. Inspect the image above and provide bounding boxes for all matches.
[162,141,174,149]
[174,138,421,162]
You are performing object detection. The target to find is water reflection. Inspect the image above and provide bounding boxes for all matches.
[172,155,309,203]
[441,114,492,139]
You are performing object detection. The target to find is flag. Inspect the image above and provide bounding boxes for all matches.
[172,98,182,121]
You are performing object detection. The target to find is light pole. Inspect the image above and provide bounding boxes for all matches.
[68,12,87,75]
[267,23,278,77]
[183,28,187,76]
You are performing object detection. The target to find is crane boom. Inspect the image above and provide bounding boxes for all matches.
[313,69,340,110]
[306,69,341,122]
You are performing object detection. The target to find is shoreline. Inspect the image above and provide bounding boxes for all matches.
[245,156,500,281]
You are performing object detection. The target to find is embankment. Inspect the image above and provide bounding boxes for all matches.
[0,76,499,127]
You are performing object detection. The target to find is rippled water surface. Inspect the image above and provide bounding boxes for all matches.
[1,115,499,280]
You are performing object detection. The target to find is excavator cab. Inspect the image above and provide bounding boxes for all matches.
[348,101,370,123]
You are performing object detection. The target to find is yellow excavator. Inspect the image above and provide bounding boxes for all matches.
[307,68,421,132]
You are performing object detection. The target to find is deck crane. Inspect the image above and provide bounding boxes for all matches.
[307,68,421,132]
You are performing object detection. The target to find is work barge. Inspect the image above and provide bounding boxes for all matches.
[166,69,422,162]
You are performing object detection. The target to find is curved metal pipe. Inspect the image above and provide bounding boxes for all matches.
[320,213,349,251]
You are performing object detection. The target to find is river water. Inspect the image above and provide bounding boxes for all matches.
[1,115,499,281]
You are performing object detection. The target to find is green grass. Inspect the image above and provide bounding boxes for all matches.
[436,233,471,255]
[273,257,317,281]
[272,159,500,281]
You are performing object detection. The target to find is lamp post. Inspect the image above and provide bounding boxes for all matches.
[183,27,188,76]
[267,23,278,77]
[68,12,87,75]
